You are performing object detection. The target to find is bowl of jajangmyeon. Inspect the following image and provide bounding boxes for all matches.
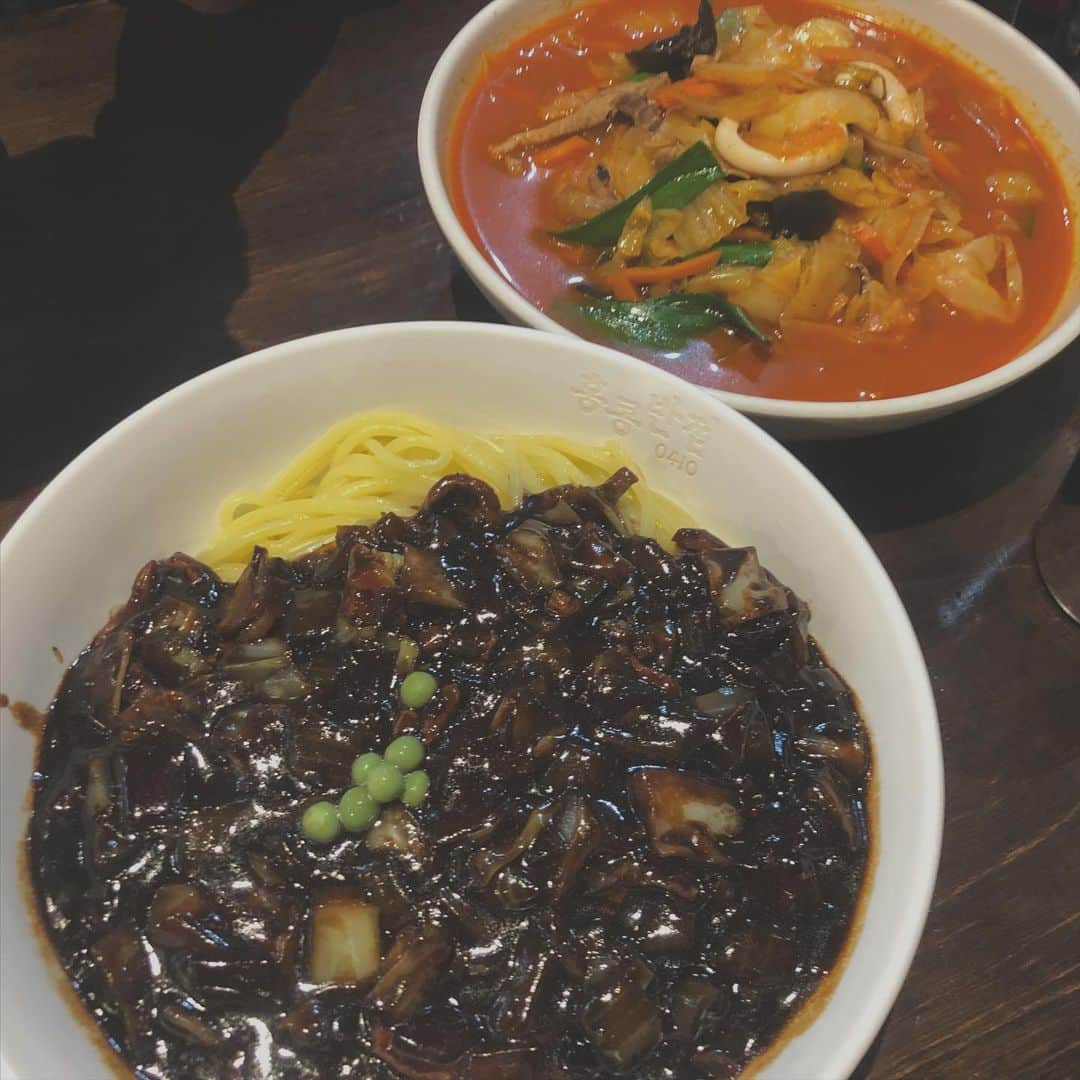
[0,322,941,1079]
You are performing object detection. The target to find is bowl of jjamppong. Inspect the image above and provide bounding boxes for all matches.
[420,0,1080,434]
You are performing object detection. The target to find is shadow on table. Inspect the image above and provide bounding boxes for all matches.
[0,0,376,495]
[790,347,1080,533]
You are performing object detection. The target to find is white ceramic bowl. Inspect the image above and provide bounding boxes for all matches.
[0,323,941,1079]
[418,0,1080,439]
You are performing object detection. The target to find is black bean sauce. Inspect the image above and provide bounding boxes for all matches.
[29,470,870,1079]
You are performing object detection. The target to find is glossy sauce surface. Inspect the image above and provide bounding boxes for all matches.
[449,0,1074,402]
[30,472,870,1078]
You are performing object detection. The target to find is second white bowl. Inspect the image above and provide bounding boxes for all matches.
[418,0,1080,438]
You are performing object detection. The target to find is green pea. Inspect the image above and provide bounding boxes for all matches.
[385,734,425,772]
[301,800,341,844]
[400,670,438,709]
[338,786,378,833]
[351,751,382,787]
[366,760,405,803]
[401,770,430,807]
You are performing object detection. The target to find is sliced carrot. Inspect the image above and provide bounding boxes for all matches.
[923,139,964,184]
[816,46,902,73]
[532,135,592,169]
[653,86,684,109]
[605,271,639,301]
[726,225,773,243]
[851,221,891,263]
[622,250,721,285]
[654,80,722,109]
[673,77,719,99]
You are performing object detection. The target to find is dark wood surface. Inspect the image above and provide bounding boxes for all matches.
[2,2,1078,1077]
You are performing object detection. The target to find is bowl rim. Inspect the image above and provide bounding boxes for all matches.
[1,321,942,1080]
[417,0,1080,422]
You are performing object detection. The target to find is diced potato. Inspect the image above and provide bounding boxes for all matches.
[308,892,379,986]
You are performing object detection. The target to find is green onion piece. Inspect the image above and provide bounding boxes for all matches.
[627,71,654,82]
[553,142,723,247]
[572,294,771,350]
[651,166,726,212]
[709,241,774,267]
[1019,206,1037,236]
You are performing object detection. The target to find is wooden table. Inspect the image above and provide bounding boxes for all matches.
[2,2,1078,1077]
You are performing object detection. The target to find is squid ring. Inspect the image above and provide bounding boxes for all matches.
[713,116,848,178]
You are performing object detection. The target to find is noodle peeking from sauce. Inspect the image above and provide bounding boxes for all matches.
[200,411,690,579]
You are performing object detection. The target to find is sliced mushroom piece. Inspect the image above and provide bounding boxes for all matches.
[619,893,697,955]
[669,976,723,1042]
[365,806,431,873]
[366,925,450,1021]
[581,967,662,1069]
[699,546,790,625]
[81,748,132,871]
[470,1047,544,1080]
[419,683,461,745]
[803,765,866,848]
[342,542,403,627]
[493,932,556,1039]
[423,473,501,528]
[149,884,232,954]
[400,546,465,610]
[284,587,340,641]
[796,728,869,780]
[673,527,728,553]
[70,628,134,718]
[473,803,556,888]
[496,520,562,594]
[490,681,564,750]
[630,767,741,863]
[595,704,700,762]
[566,524,634,583]
[159,996,227,1049]
[371,1025,462,1080]
[546,792,607,901]
[217,546,286,642]
[91,924,154,1045]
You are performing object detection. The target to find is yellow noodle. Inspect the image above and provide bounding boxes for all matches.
[200,410,691,580]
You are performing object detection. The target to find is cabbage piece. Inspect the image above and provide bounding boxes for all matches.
[905,234,1023,322]
[672,179,775,255]
[843,280,915,335]
[986,170,1044,206]
[786,229,860,320]
[792,17,855,48]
